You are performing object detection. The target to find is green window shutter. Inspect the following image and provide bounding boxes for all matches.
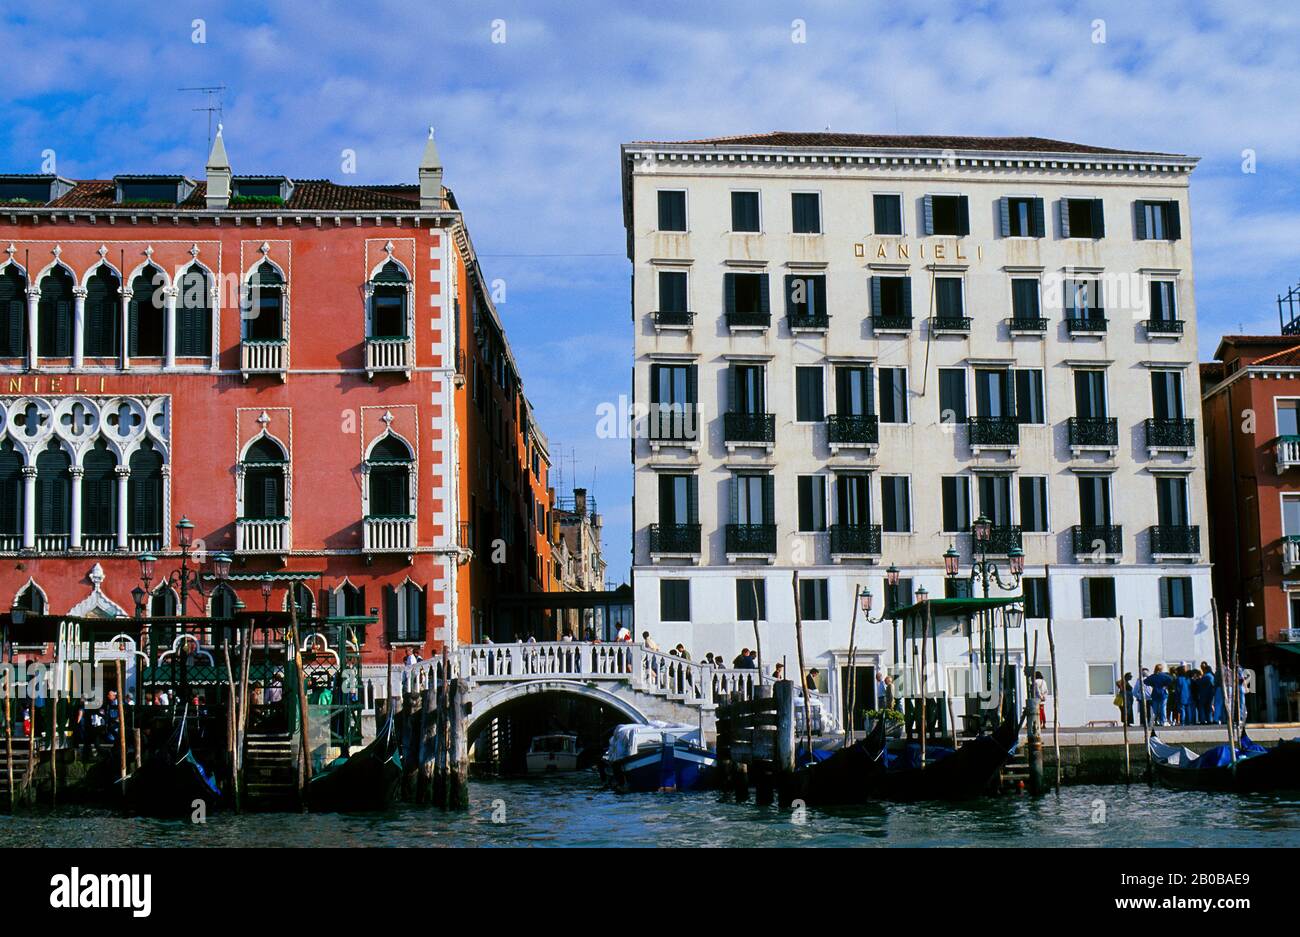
[922,195,934,235]
[784,275,797,317]
[1135,201,1148,240]
[1167,202,1181,240]
[762,475,775,526]
[687,474,698,524]
[1090,199,1105,238]
[728,475,739,524]
[657,474,673,525]
[901,277,912,316]
[757,274,770,314]
[723,273,736,314]
[54,300,71,356]
[956,196,970,236]
[383,584,398,642]
[128,296,142,356]
[685,365,697,405]
[1030,198,1045,237]
[1058,199,1071,238]
[870,276,882,316]
[998,197,1010,237]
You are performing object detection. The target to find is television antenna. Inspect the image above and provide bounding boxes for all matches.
[178,85,227,152]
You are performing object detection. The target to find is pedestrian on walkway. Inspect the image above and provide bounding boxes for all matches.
[641,631,659,652]
[1197,662,1216,724]
[1178,667,1196,725]
[1144,664,1173,726]
[1122,672,1136,726]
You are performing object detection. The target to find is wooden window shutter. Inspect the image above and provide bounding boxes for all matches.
[1090,198,1105,238]
[998,197,1010,237]
[685,364,697,405]
[757,274,770,314]
[956,196,970,236]
[383,584,398,641]
[727,365,737,413]
[416,584,428,641]
[54,300,71,356]
[1030,198,1045,237]
[1135,201,1148,240]
[729,475,739,524]
[723,273,736,314]
[870,276,882,316]
[922,195,934,235]
[6,299,23,357]
[649,364,661,405]
[326,587,338,620]
[1058,199,1071,238]
[657,474,673,525]
[1168,202,1181,240]
[128,295,142,356]
[901,277,913,316]
[762,474,775,526]
[687,474,698,524]
[783,274,796,316]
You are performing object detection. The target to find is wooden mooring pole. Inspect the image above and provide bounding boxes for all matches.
[774,679,795,807]
[418,679,437,804]
[790,572,813,764]
[1119,615,1131,783]
[115,660,128,797]
[1138,618,1151,783]
[447,677,469,810]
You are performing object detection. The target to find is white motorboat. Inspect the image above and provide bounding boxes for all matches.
[525,733,582,774]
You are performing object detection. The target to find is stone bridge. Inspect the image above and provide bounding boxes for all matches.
[402,641,765,739]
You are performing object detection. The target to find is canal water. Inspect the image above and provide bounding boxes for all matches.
[3,776,1299,847]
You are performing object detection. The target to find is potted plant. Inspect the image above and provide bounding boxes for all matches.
[865,707,905,738]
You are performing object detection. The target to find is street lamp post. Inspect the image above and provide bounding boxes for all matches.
[136,517,233,618]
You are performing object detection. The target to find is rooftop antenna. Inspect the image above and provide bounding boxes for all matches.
[179,85,227,153]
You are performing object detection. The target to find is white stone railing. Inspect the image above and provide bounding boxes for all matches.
[241,339,288,374]
[1278,436,1300,474]
[365,336,411,375]
[364,515,416,553]
[0,534,21,552]
[236,517,291,554]
[1286,538,1300,573]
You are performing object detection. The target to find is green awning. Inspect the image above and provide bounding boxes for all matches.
[892,595,1023,619]
[1274,643,1300,656]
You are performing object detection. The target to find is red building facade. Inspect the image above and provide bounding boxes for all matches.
[1202,335,1300,721]
[0,128,551,693]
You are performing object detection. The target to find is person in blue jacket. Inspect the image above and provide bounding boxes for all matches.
[1196,663,1217,724]
[1181,668,1198,725]
[1145,664,1174,726]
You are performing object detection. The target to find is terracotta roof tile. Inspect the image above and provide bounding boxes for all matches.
[631,131,1187,158]
[36,178,435,212]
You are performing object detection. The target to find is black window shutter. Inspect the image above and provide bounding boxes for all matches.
[55,300,71,356]
[865,365,876,415]
[870,276,882,316]
[383,585,398,641]
[762,475,775,527]
[1090,199,1105,238]
[757,274,770,314]
[998,198,1010,237]
[1159,579,1170,617]
[416,585,428,641]
[783,275,796,317]
[1058,199,1071,238]
[687,474,698,524]
[128,295,142,356]
[1135,201,1148,240]
[956,196,970,236]
[685,365,697,405]
[1168,201,1181,240]
[648,364,662,405]
[901,277,913,316]
[7,299,23,357]
[658,474,673,525]
[729,475,739,524]
[922,195,934,236]
[724,273,736,314]
[727,365,737,413]
[1031,198,1045,237]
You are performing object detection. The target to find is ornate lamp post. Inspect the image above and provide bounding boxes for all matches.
[949,514,1024,598]
[136,517,232,617]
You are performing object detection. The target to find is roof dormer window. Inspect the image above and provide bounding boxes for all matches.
[0,175,74,205]
[232,176,293,206]
[114,175,196,206]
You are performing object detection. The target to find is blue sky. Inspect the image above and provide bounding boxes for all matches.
[4,1,1299,582]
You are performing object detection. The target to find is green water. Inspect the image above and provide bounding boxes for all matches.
[2,775,1298,847]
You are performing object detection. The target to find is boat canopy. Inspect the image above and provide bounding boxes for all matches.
[604,722,701,762]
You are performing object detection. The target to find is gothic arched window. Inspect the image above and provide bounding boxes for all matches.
[176,265,213,357]
[241,437,287,520]
[0,265,27,358]
[128,265,166,357]
[83,265,122,358]
[366,435,412,518]
[37,266,74,358]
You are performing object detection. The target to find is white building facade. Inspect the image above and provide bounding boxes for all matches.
[621,132,1216,728]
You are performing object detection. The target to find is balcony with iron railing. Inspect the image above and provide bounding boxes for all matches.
[365,335,413,379]
[654,309,694,328]
[649,523,702,557]
[1065,315,1107,335]
[725,310,771,330]
[1150,525,1200,559]
[240,338,288,379]
[236,516,291,554]
[1073,524,1123,560]
[1009,316,1049,333]
[1068,416,1119,454]
[978,525,1023,555]
[829,523,882,558]
[967,416,1020,451]
[725,523,777,557]
[1144,318,1184,335]
[1145,417,1196,453]
[723,412,776,449]
[872,314,913,333]
[787,312,830,332]
[1275,436,1300,473]
[827,414,879,453]
[364,514,417,554]
[931,315,972,334]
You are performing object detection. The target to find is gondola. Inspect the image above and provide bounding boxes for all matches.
[1148,734,1300,793]
[867,717,1022,802]
[779,717,888,806]
[307,708,402,812]
[123,706,223,818]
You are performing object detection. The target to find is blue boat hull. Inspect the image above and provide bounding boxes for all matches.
[604,743,718,793]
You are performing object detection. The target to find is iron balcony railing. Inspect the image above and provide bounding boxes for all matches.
[647,404,700,443]
[724,412,776,444]
[968,416,1020,447]
[787,312,830,330]
[1069,416,1118,447]
[1150,525,1200,555]
[1145,417,1196,449]
[931,315,972,333]
[1009,316,1049,332]
[1065,316,1108,333]
[654,309,694,327]
[1275,435,1300,473]
[649,523,701,554]
[1144,318,1184,334]
[726,523,777,554]
[977,525,1023,555]
[829,523,882,556]
[872,314,913,332]
[725,310,771,329]
[1073,524,1123,556]
[827,414,879,445]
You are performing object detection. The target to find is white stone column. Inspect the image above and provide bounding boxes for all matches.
[115,465,130,550]
[72,287,87,369]
[25,288,38,370]
[21,466,36,548]
[164,286,178,369]
[120,289,132,370]
[69,466,83,550]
